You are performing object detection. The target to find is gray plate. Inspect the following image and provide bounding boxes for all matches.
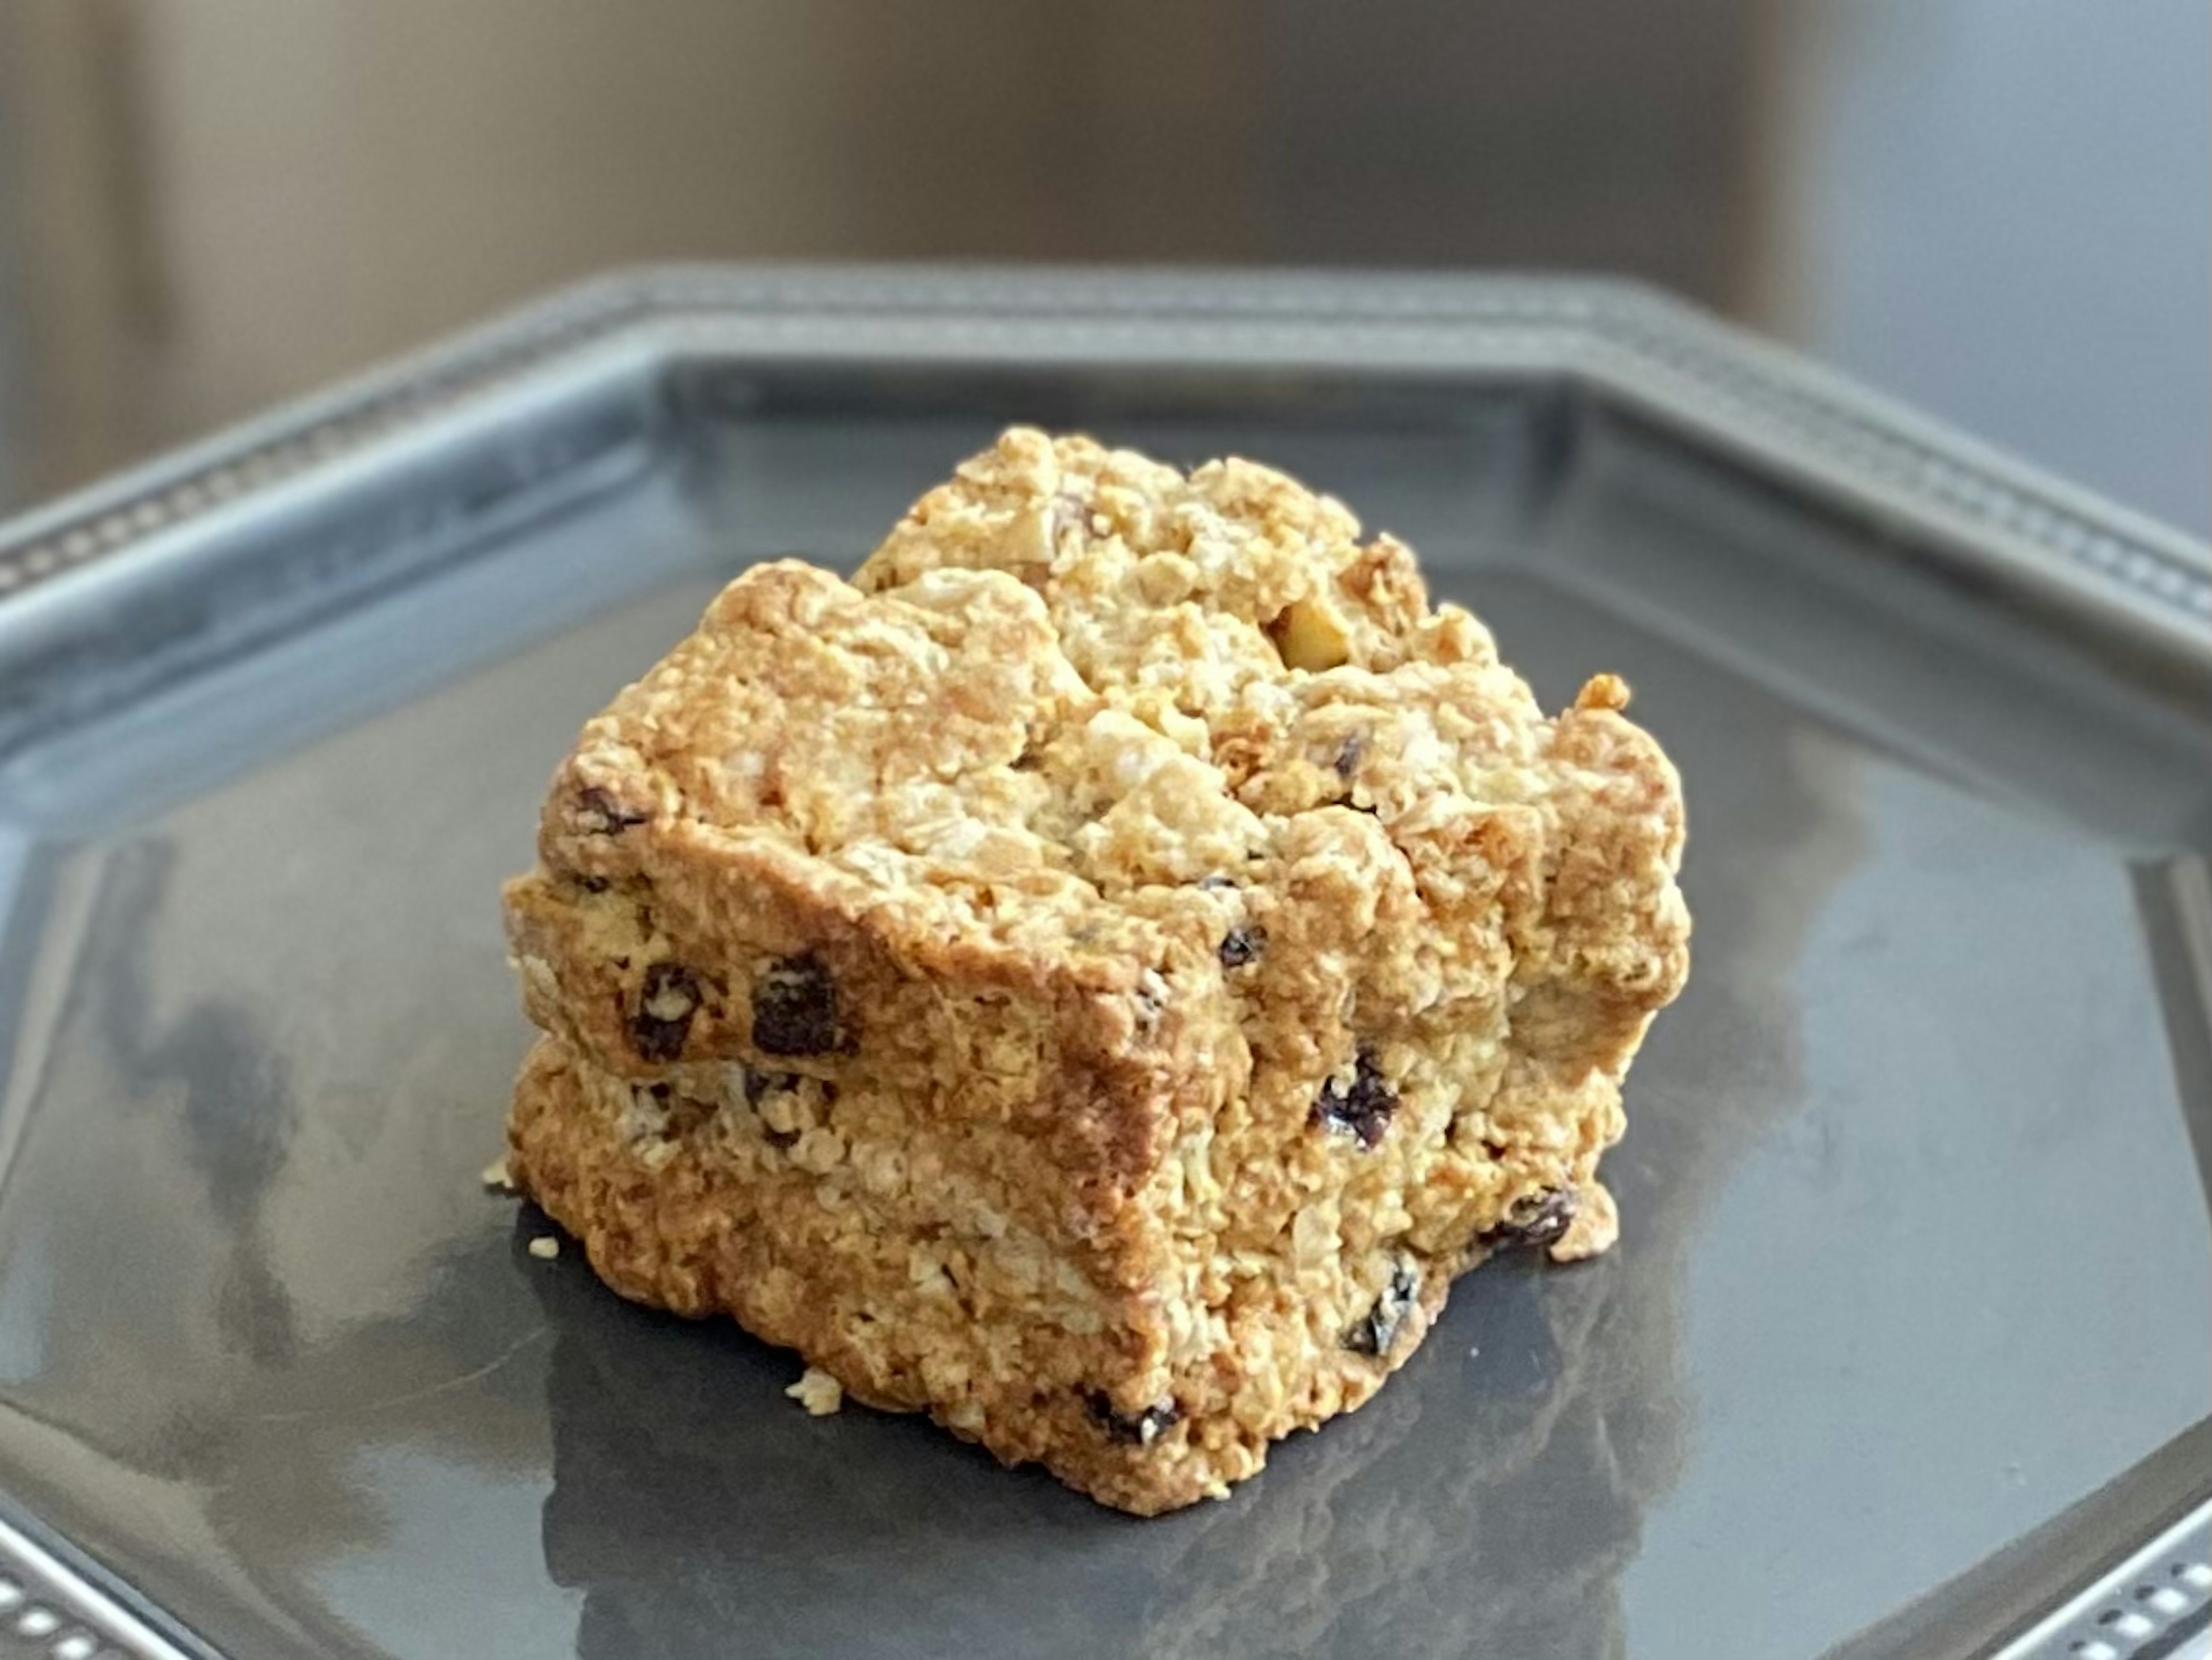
[0,269,2205,1660]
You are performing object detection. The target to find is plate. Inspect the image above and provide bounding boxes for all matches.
[0,269,2205,1660]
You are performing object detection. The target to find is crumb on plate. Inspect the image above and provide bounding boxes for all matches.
[787,1366,844,1416]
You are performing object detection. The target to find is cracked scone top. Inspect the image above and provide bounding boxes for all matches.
[503,427,1690,1515]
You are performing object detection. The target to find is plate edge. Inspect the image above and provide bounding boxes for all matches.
[0,265,2203,654]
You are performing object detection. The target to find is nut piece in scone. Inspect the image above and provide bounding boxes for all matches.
[501,427,1689,1515]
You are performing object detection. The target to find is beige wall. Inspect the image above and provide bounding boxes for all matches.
[0,0,1771,503]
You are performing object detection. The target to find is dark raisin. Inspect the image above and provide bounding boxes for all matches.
[1346,1257,1422,1356]
[1311,1046,1397,1149]
[751,954,843,1056]
[630,962,700,1062]
[739,1070,806,1147]
[1217,925,1267,969]
[1332,733,1366,781]
[1084,1390,1179,1446]
[1480,1188,1578,1250]
[578,875,611,894]
[576,786,649,834]
[741,1067,802,1106]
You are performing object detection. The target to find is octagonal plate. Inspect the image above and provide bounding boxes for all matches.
[0,270,2205,1660]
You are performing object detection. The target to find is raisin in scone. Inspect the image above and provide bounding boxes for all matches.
[502,428,1690,1515]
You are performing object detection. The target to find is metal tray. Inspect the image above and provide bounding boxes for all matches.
[0,268,2205,1660]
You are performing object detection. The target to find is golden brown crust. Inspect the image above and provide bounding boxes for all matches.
[502,428,1689,1514]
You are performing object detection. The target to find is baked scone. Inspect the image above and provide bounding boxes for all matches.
[502,428,1689,1515]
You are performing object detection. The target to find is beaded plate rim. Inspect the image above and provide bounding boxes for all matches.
[0,266,2204,646]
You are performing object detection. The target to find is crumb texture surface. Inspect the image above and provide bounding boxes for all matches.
[503,428,1689,1514]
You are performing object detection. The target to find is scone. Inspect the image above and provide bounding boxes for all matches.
[502,428,1690,1515]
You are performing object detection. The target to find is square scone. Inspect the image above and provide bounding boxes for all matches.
[502,428,1690,1514]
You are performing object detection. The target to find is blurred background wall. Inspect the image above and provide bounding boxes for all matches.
[0,0,2204,532]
